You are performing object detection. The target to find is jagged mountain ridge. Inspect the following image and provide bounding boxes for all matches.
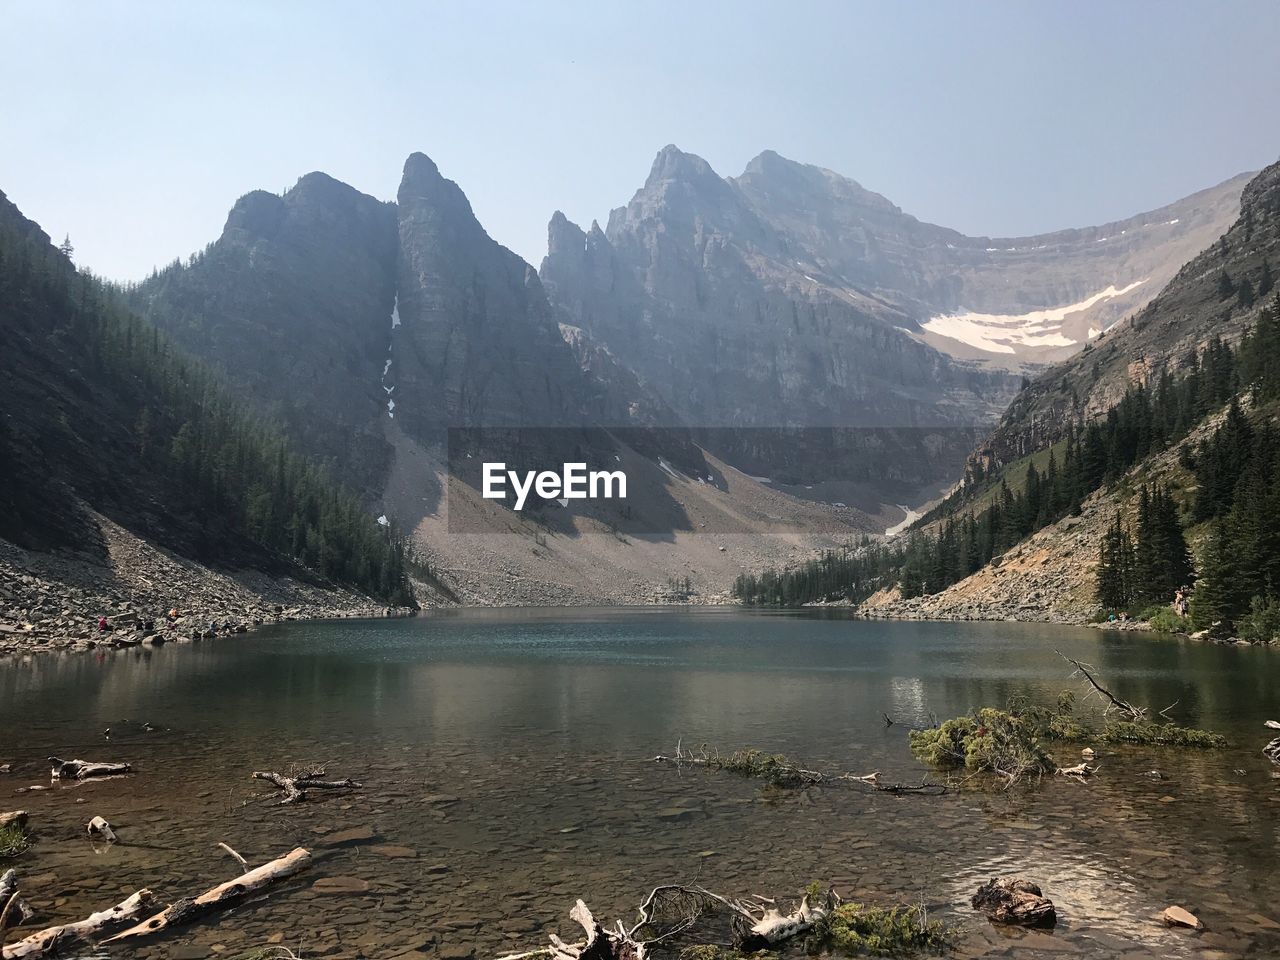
[135,155,623,501]
[541,147,1248,416]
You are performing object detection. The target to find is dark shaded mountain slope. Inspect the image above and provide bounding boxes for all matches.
[0,188,411,602]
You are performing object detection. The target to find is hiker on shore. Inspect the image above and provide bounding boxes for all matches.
[97,616,110,633]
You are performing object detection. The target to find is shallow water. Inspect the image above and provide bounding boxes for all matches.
[1,608,1278,959]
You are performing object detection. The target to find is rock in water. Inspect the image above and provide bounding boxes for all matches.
[971,877,1057,927]
[1162,905,1204,930]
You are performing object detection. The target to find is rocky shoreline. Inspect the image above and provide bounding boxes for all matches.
[0,514,414,659]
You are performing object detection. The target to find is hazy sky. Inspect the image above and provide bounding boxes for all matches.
[4,1,1279,281]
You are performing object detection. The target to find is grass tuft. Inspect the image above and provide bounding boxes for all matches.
[0,822,31,858]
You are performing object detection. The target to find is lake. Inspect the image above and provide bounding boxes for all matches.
[1,608,1278,959]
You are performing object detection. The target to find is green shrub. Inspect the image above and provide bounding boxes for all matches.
[1237,595,1280,643]
[908,695,1086,777]
[0,822,30,858]
[719,749,809,787]
[1138,606,1190,634]
[1101,720,1227,747]
[812,902,949,955]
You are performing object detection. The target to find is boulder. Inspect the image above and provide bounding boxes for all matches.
[1162,905,1203,930]
[971,877,1056,927]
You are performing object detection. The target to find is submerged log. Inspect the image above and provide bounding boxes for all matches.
[47,759,131,781]
[103,846,311,943]
[1056,762,1096,779]
[971,877,1056,928]
[252,768,361,805]
[1,889,154,959]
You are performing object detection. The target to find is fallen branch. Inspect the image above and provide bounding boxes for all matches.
[251,767,360,805]
[1056,653,1145,721]
[103,847,311,944]
[500,886,836,960]
[1,889,154,959]
[217,842,247,869]
[0,870,34,931]
[1055,762,1095,780]
[498,885,947,960]
[0,815,25,832]
[653,743,940,795]
[47,759,131,781]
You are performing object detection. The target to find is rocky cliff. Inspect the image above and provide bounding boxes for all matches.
[541,147,1247,452]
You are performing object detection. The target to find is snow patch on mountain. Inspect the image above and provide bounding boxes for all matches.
[922,280,1146,355]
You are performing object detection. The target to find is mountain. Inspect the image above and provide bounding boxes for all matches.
[123,148,1258,605]
[745,156,1280,625]
[982,157,1280,465]
[540,149,1248,445]
[0,187,411,602]
[390,153,593,435]
[129,155,890,603]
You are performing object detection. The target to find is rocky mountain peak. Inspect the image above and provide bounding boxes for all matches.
[222,190,286,243]
[547,209,587,256]
[397,152,479,227]
[644,144,720,187]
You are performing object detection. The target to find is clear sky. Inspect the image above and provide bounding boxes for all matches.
[3,1,1279,281]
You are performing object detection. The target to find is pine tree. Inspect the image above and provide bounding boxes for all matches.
[1192,518,1238,636]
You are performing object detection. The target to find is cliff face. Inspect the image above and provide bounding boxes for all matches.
[135,155,603,496]
[542,146,1015,440]
[541,148,1247,442]
[388,153,590,436]
[135,172,400,495]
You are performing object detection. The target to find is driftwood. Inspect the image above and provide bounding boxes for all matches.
[103,846,311,943]
[217,842,247,869]
[0,870,35,930]
[1055,762,1096,780]
[47,759,131,781]
[653,742,945,796]
[1057,653,1145,721]
[86,817,117,844]
[1,889,154,959]
[0,814,27,832]
[252,767,361,805]
[971,878,1056,928]
[1265,721,1280,766]
[498,885,837,960]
